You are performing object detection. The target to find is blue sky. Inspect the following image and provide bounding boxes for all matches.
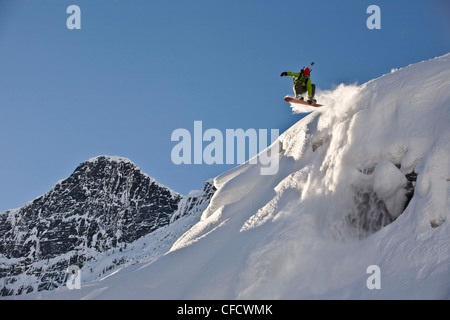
[0,0,449,211]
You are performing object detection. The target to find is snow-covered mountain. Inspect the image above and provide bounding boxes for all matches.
[4,53,450,299]
[0,156,215,296]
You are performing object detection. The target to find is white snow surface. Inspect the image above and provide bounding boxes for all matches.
[15,54,450,299]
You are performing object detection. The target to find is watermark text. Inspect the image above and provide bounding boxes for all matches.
[171,121,280,175]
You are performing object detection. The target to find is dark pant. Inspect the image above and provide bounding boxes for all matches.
[294,83,316,98]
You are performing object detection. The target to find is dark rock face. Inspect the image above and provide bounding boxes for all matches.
[346,166,417,238]
[0,156,215,296]
[171,179,216,222]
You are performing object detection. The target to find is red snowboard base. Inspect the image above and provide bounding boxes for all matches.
[284,96,323,107]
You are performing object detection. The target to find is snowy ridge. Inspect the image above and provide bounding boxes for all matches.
[9,53,450,299]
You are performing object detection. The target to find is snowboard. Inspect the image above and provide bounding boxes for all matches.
[284,96,323,107]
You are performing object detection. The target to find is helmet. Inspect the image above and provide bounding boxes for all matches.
[303,67,310,76]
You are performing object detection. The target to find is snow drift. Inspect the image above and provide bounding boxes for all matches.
[16,53,450,299]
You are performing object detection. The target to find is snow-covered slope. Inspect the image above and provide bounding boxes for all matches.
[16,53,450,299]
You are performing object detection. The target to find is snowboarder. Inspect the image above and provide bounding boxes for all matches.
[280,63,316,104]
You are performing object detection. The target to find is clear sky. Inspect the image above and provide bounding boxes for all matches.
[0,0,449,211]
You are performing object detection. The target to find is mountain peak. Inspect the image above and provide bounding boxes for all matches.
[76,155,179,197]
[86,155,134,164]
[0,153,216,296]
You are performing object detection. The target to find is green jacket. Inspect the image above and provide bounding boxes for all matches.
[286,72,313,97]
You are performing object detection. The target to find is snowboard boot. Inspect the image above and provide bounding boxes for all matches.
[295,94,304,101]
[307,97,317,105]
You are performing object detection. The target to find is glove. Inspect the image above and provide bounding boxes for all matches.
[280,72,287,77]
